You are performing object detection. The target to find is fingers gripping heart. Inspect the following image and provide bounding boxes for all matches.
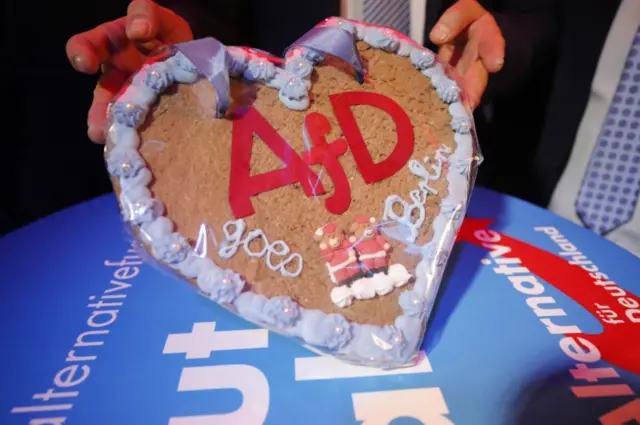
[66,0,192,143]
[429,0,505,109]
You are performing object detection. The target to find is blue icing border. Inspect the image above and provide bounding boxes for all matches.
[106,19,479,369]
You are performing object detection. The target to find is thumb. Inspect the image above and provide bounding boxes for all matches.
[126,0,158,41]
[126,0,193,43]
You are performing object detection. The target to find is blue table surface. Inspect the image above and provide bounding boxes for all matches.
[1,187,639,425]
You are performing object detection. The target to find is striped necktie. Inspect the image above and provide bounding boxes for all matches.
[362,0,411,36]
[575,26,640,235]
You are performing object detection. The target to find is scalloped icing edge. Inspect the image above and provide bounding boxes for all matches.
[105,18,479,369]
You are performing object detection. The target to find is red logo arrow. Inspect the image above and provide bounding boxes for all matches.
[456,218,640,375]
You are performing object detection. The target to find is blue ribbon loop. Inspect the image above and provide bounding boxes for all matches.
[285,26,365,84]
[171,26,364,117]
[174,37,231,118]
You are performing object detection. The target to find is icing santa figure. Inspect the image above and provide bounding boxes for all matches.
[313,224,359,286]
[349,216,391,275]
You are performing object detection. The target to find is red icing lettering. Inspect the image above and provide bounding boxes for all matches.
[228,92,416,218]
[229,107,326,218]
[302,112,350,214]
[329,91,415,184]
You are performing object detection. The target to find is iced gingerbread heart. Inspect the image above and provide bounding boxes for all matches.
[105,18,480,368]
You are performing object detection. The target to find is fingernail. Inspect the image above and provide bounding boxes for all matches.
[431,25,449,42]
[71,55,87,72]
[128,18,149,37]
[495,57,504,67]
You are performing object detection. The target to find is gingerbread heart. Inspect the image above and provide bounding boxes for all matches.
[105,17,480,368]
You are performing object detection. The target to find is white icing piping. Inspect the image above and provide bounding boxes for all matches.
[382,146,449,244]
[106,18,479,368]
[219,219,303,278]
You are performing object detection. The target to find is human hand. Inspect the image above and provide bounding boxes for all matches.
[65,0,192,143]
[429,0,505,109]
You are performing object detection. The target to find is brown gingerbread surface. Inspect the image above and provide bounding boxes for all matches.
[125,42,455,326]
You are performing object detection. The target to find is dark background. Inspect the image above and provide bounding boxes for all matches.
[3,2,124,235]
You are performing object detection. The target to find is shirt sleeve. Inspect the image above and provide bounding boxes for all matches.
[485,2,560,102]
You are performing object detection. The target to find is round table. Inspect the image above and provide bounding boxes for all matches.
[1,187,639,425]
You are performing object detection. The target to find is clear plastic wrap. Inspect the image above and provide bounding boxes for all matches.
[104,17,482,369]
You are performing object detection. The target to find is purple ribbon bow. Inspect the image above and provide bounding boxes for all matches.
[174,37,231,118]
[285,25,365,83]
